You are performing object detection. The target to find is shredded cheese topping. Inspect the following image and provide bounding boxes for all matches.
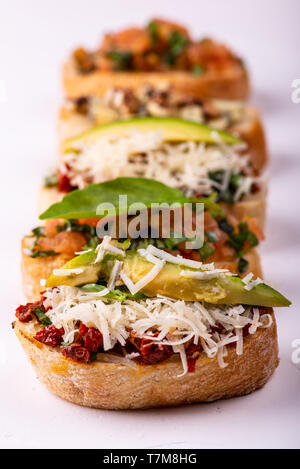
[242,272,263,291]
[42,286,272,375]
[61,130,259,199]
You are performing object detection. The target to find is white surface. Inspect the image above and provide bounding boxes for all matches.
[0,0,299,449]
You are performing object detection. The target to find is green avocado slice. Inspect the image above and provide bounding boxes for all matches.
[45,250,291,307]
[63,116,242,152]
[46,250,101,287]
[122,252,290,307]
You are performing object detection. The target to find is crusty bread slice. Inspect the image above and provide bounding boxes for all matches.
[63,60,250,102]
[232,107,268,172]
[57,105,267,172]
[13,313,278,409]
[21,235,263,302]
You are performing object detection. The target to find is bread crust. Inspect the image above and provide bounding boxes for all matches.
[221,195,266,229]
[63,60,250,101]
[232,107,268,172]
[38,186,65,218]
[13,313,279,409]
[58,105,267,172]
[21,233,263,302]
[21,237,74,301]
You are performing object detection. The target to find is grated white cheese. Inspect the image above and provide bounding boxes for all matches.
[120,255,165,295]
[42,286,272,375]
[180,269,228,280]
[52,268,84,276]
[107,260,123,290]
[94,236,125,264]
[61,130,258,199]
[243,273,263,291]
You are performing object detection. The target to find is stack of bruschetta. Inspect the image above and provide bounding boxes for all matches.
[14,18,291,409]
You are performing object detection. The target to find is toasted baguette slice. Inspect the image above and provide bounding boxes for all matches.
[58,105,267,172]
[21,235,263,302]
[63,60,250,102]
[38,184,267,229]
[14,313,278,409]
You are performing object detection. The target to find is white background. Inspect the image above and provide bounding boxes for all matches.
[0,0,299,449]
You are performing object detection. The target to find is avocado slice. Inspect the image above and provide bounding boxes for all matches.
[63,117,242,153]
[46,250,101,287]
[122,252,291,307]
[45,250,290,307]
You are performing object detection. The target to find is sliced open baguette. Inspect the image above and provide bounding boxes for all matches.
[64,60,250,102]
[13,313,278,409]
[21,234,263,302]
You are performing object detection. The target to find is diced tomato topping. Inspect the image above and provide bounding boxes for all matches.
[58,172,74,193]
[243,216,265,241]
[35,325,64,347]
[15,301,43,323]
[79,323,103,352]
[61,343,91,363]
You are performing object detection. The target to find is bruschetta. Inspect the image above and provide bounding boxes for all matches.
[14,237,290,409]
[64,18,249,101]
[23,177,264,301]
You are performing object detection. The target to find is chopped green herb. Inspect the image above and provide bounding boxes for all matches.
[82,236,99,251]
[198,243,214,261]
[218,218,234,234]
[228,222,258,256]
[165,31,188,65]
[148,21,158,44]
[32,226,45,239]
[192,64,204,76]
[80,284,147,301]
[89,351,98,362]
[56,220,96,235]
[238,257,249,273]
[30,250,58,258]
[107,51,133,70]
[208,171,246,204]
[34,308,52,326]
[205,230,219,243]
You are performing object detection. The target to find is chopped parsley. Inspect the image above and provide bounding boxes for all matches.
[228,222,258,257]
[80,284,147,301]
[148,21,158,45]
[34,308,52,326]
[192,64,204,76]
[238,257,249,274]
[165,31,188,65]
[30,250,58,258]
[198,243,214,261]
[208,170,247,204]
[107,51,133,70]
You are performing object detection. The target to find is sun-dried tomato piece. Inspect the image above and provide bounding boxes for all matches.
[138,345,173,365]
[35,325,64,347]
[186,343,202,373]
[58,171,74,193]
[79,323,103,353]
[132,336,173,365]
[15,301,43,323]
[61,343,91,364]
